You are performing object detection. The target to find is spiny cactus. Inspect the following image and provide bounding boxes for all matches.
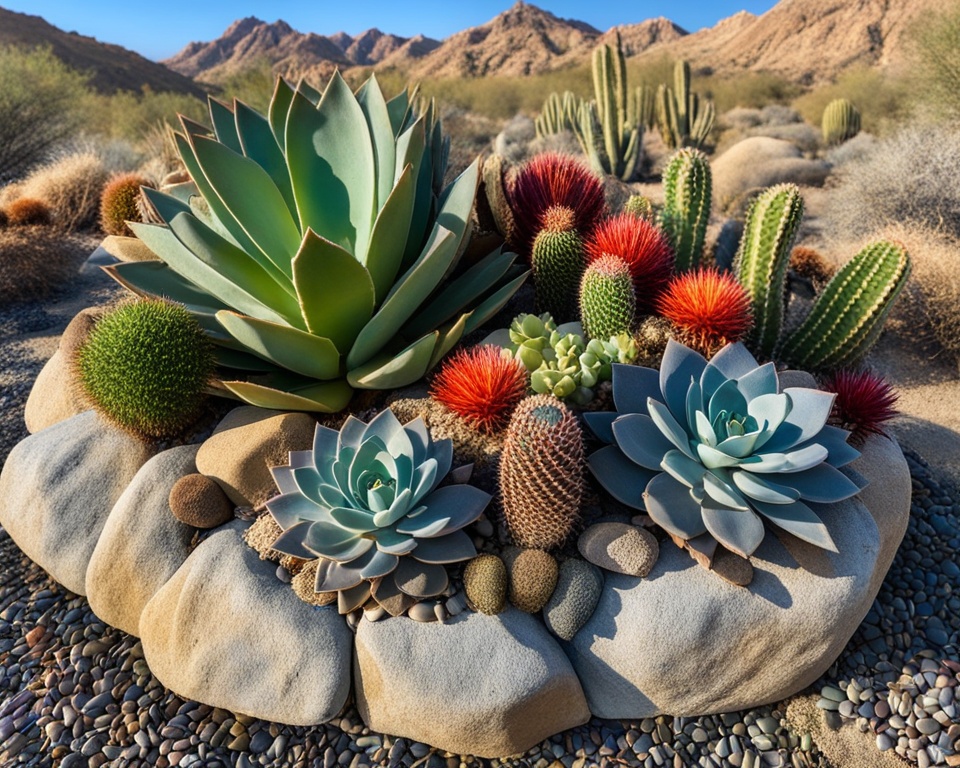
[821,368,899,444]
[100,173,154,237]
[637,84,656,131]
[5,198,52,227]
[733,183,804,359]
[535,91,579,139]
[623,194,654,220]
[530,205,586,320]
[822,98,861,146]
[780,240,911,369]
[656,60,715,149]
[75,298,214,438]
[659,148,711,272]
[500,395,584,551]
[579,254,636,341]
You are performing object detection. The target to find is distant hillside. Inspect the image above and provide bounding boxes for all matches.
[0,6,204,96]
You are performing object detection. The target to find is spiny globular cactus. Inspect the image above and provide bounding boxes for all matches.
[5,198,52,227]
[500,395,584,551]
[429,344,528,435]
[657,267,753,358]
[733,183,804,359]
[579,254,636,341]
[100,173,154,237]
[623,194,654,221]
[821,368,899,445]
[780,240,911,370]
[585,213,674,315]
[659,148,711,272]
[822,98,861,146]
[530,205,586,321]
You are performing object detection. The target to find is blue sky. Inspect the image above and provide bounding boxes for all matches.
[6,1,779,61]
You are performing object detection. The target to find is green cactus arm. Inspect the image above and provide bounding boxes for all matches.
[660,148,712,271]
[780,241,911,370]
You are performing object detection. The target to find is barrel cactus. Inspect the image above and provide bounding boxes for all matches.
[659,149,711,272]
[530,205,586,321]
[579,254,637,341]
[265,408,491,613]
[586,340,863,568]
[100,173,154,237]
[821,98,861,146]
[500,395,584,551]
[103,74,527,413]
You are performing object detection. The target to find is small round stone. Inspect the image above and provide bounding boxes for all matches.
[509,549,559,613]
[543,558,604,641]
[463,554,507,615]
[577,522,659,577]
[711,547,754,587]
[168,473,234,529]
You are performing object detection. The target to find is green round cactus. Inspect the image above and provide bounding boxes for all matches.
[530,205,585,321]
[579,254,637,341]
[75,299,214,438]
[821,98,861,146]
[623,194,654,220]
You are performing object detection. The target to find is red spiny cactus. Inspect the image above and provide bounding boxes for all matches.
[820,368,899,444]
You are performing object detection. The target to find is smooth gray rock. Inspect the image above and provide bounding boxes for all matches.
[567,493,897,718]
[543,558,604,642]
[354,607,590,757]
[139,521,352,726]
[0,411,154,595]
[86,445,199,636]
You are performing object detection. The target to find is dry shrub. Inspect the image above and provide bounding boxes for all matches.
[5,198,52,226]
[9,151,111,231]
[0,225,87,304]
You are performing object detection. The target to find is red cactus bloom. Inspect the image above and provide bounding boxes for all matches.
[508,153,606,259]
[586,213,675,314]
[657,267,753,358]
[430,345,529,435]
[820,368,899,443]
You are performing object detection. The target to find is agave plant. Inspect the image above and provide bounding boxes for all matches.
[585,340,864,562]
[103,73,528,412]
[266,408,491,613]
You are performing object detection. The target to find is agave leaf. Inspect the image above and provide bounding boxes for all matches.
[643,472,708,539]
[702,471,751,510]
[661,449,709,488]
[129,222,291,326]
[612,364,660,416]
[270,521,316,559]
[394,117,426,186]
[178,115,212,139]
[141,186,191,223]
[189,135,302,278]
[208,98,243,155]
[752,498,837,552]
[764,462,860,503]
[736,361,779,400]
[587,444,655,509]
[213,346,278,372]
[801,425,860,468]
[292,230,376,352]
[268,77,295,152]
[461,269,531,335]
[347,331,439,390]
[356,74,397,210]
[647,399,697,460]
[743,443,829,473]
[362,164,415,303]
[215,311,341,380]
[612,413,677,471]
[305,523,373,562]
[701,504,765,558]
[159,180,199,206]
[583,411,617,443]
[221,379,353,412]
[285,74,376,255]
[234,99,297,218]
[426,314,468,371]
[708,341,760,381]
[385,88,411,136]
[296,78,322,105]
[434,160,479,257]
[104,260,229,315]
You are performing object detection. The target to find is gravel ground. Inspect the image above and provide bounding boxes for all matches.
[0,267,957,767]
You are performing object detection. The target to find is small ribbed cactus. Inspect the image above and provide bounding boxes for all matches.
[659,148,711,272]
[579,254,636,341]
[637,84,656,131]
[655,60,715,149]
[623,194,654,221]
[780,240,911,370]
[733,183,804,359]
[500,395,584,551]
[535,91,579,138]
[821,98,861,146]
[531,205,585,320]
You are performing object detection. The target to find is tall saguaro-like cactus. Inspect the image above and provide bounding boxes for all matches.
[659,148,712,272]
[656,60,715,149]
[535,91,579,139]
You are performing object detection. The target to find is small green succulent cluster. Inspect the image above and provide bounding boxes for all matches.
[483,313,636,405]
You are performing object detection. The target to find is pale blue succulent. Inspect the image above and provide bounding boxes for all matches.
[266,408,490,596]
[585,340,863,558]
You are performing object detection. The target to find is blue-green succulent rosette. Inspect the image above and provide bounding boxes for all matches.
[585,340,864,559]
[264,408,491,604]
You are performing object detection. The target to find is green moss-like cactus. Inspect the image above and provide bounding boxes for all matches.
[500,395,584,551]
[531,205,585,320]
[659,148,712,272]
[100,173,153,237]
[75,298,214,438]
[579,254,636,341]
[821,98,861,146]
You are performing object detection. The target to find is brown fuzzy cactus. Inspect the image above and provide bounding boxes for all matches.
[499,394,584,550]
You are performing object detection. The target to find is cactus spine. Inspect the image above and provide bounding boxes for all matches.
[535,91,579,138]
[659,148,712,272]
[821,98,861,146]
[656,60,715,149]
[530,205,585,321]
[580,254,637,340]
[500,395,584,551]
[780,241,911,369]
[733,184,804,359]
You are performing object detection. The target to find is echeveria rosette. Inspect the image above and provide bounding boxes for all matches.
[585,340,864,559]
[266,408,490,603]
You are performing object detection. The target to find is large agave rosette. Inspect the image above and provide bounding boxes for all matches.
[586,340,864,559]
[266,408,490,610]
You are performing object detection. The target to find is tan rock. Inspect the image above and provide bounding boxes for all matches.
[508,549,558,613]
[86,446,198,635]
[195,406,317,506]
[578,522,659,577]
[168,473,234,529]
[24,350,86,434]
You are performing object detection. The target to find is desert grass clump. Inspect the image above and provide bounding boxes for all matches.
[5,198,52,227]
[0,226,86,305]
[821,368,898,444]
[100,173,153,236]
[10,150,112,231]
[790,246,835,288]
[75,298,215,439]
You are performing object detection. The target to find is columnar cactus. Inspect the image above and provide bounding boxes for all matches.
[530,205,585,320]
[659,148,712,272]
[821,98,861,146]
[535,91,579,139]
[637,85,656,131]
[780,241,911,369]
[500,395,584,551]
[733,183,804,359]
[579,254,636,341]
[656,60,715,149]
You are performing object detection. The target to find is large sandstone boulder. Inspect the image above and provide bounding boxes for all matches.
[0,411,154,595]
[23,350,88,434]
[354,608,590,757]
[139,521,352,726]
[85,445,199,636]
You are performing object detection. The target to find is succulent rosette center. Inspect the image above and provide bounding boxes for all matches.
[586,340,865,559]
[265,408,491,598]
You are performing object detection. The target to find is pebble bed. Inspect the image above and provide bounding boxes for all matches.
[1,280,958,767]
